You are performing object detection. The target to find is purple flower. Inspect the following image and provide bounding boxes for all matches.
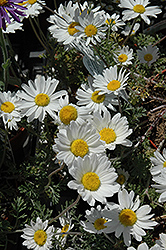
[0,0,26,30]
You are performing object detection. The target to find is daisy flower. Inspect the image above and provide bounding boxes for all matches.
[0,91,21,130]
[156,233,166,249]
[0,0,26,30]
[17,75,67,122]
[121,22,140,36]
[79,1,104,16]
[53,1,78,17]
[105,13,125,32]
[53,121,105,168]
[150,148,166,176]
[47,6,84,45]
[104,189,158,246]
[68,154,119,206]
[93,65,130,101]
[80,205,114,234]
[55,94,91,129]
[23,0,46,18]
[137,45,159,66]
[21,217,54,250]
[91,110,132,150]
[76,77,118,114]
[116,168,130,189]
[75,11,107,46]
[55,212,74,247]
[119,0,162,25]
[113,45,133,66]
[152,168,166,203]
[127,242,161,250]
[3,18,23,33]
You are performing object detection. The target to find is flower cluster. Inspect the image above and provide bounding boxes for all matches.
[0,0,165,250]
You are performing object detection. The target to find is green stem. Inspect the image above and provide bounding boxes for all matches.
[122,19,136,46]
[29,17,50,54]
[0,127,7,168]
[92,43,109,67]
[53,0,57,10]
[0,28,8,91]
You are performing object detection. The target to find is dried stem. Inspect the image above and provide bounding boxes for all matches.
[45,162,65,190]
[152,35,166,47]
[49,194,80,224]
[134,108,166,148]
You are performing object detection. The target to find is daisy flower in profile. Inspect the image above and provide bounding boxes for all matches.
[0,0,26,30]
[76,77,118,114]
[23,0,46,18]
[116,168,129,189]
[17,75,67,123]
[55,213,74,247]
[104,189,158,246]
[68,154,119,206]
[156,233,166,249]
[105,13,125,32]
[75,11,107,46]
[150,148,166,176]
[137,45,159,66]
[55,94,91,129]
[53,121,104,168]
[0,91,21,130]
[91,110,132,150]
[152,168,166,203]
[128,242,161,250]
[121,22,140,36]
[119,0,162,25]
[80,205,114,234]
[113,45,133,65]
[21,217,54,250]
[93,65,130,101]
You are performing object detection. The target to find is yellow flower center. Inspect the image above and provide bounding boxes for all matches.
[34,230,47,246]
[59,105,77,125]
[91,91,105,103]
[0,0,7,6]
[118,54,128,63]
[144,53,153,62]
[133,4,145,14]
[82,172,100,191]
[99,128,116,144]
[163,161,166,168]
[68,22,79,36]
[106,19,116,25]
[116,174,126,185]
[107,80,121,91]
[1,101,15,113]
[94,218,107,230]
[70,139,89,157]
[61,224,69,237]
[84,24,97,37]
[119,209,137,227]
[28,0,37,4]
[35,93,50,106]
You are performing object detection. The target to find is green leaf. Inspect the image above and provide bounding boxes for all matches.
[2,58,11,69]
